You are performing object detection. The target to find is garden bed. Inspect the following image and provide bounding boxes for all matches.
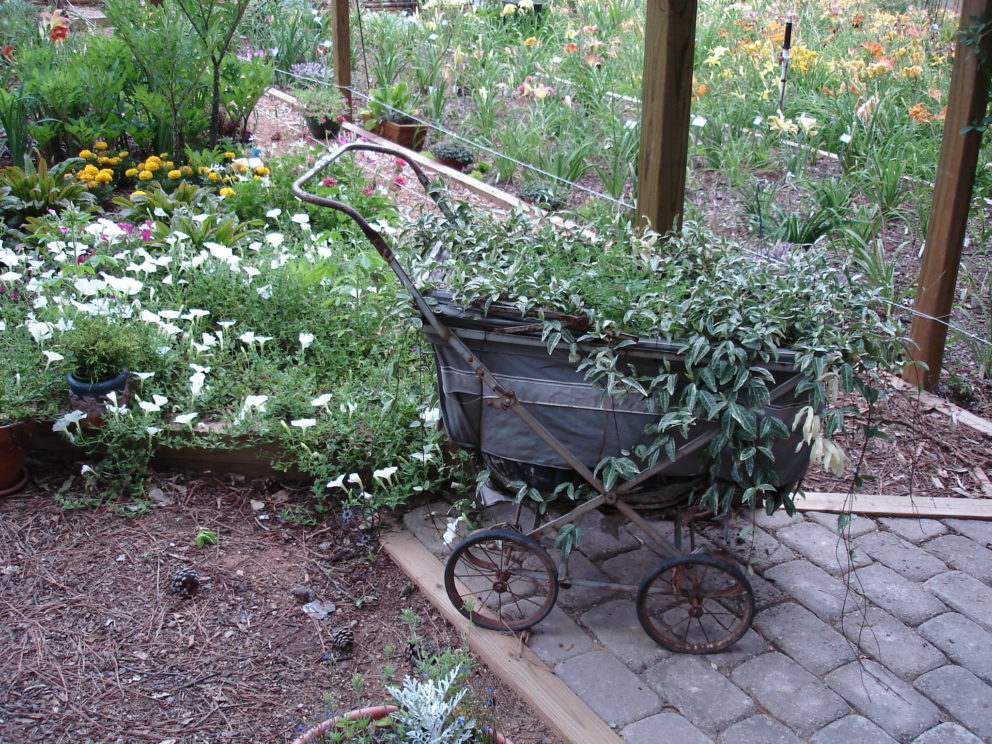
[0,459,561,744]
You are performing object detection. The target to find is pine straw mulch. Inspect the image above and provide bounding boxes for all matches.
[0,462,560,744]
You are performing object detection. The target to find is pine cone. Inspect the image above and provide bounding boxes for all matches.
[331,627,354,652]
[405,639,441,666]
[170,567,201,599]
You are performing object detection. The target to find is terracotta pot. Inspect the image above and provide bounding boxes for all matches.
[0,421,29,496]
[289,704,515,744]
[304,115,342,140]
[373,120,426,151]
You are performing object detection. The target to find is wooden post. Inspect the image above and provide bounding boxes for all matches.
[635,0,698,236]
[905,0,992,389]
[332,0,353,119]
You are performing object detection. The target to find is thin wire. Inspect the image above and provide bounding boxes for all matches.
[275,71,991,350]
[277,68,636,210]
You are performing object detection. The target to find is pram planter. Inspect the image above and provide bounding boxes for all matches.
[291,143,829,655]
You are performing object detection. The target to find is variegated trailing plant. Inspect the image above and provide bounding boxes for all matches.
[399,203,910,516]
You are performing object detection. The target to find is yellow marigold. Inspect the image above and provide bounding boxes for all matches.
[224,151,236,159]
[132,190,146,197]
[181,165,193,176]
[165,161,174,169]
[146,155,162,165]
[86,181,97,189]
[118,151,129,158]
[198,166,210,175]
[109,157,121,166]
[167,169,182,179]
[94,141,108,151]
[159,153,169,159]
[95,171,113,185]
[125,168,139,177]
[78,149,94,159]
[138,170,154,181]
[234,162,247,173]
[96,156,109,165]
[254,166,270,176]
[145,160,160,172]
[523,36,537,46]
[81,164,98,174]
[219,187,236,197]
[208,171,221,182]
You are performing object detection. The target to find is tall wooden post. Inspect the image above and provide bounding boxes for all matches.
[635,0,698,236]
[332,0,353,119]
[905,0,992,389]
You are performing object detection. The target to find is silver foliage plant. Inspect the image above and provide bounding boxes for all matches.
[386,669,476,744]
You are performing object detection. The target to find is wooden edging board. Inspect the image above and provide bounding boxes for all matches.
[885,373,992,437]
[265,87,528,211]
[379,529,625,744]
[800,491,992,520]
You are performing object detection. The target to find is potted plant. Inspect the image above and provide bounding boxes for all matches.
[293,82,348,140]
[0,310,63,495]
[58,313,147,421]
[429,140,475,172]
[400,205,907,516]
[364,81,426,151]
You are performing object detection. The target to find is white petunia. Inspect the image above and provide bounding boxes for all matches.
[265,208,282,219]
[101,273,144,295]
[145,426,162,435]
[42,350,65,363]
[326,473,347,490]
[174,412,198,425]
[290,418,317,428]
[52,409,88,432]
[311,393,332,407]
[189,363,211,374]
[265,232,284,248]
[182,309,209,321]
[243,266,261,278]
[73,277,106,295]
[158,309,181,320]
[299,332,315,350]
[290,213,310,225]
[244,395,268,410]
[372,466,398,481]
[133,371,155,381]
[256,284,273,300]
[189,371,206,397]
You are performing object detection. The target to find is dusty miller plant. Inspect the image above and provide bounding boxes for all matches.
[386,669,475,744]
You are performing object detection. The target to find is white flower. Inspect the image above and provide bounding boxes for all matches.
[346,473,362,486]
[299,332,315,350]
[42,350,64,364]
[266,208,282,219]
[420,408,440,426]
[158,309,181,320]
[133,371,155,381]
[243,266,261,278]
[244,395,268,410]
[145,426,162,435]
[80,464,94,474]
[290,418,317,428]
[101,273,144,295]
[256,284,273,300]
[290,213,310,225]
[238,330,273,345]
[52,409,88,432]
[198,333,218,348]
[174,412,198,425]
[189,371,206,397]
[72,277,106,296]
[311,393,332,407]
[265,232,285,248]
[26,320,53,342]
[138,394,168,412]
[442,516,464,545]
[373,466,398,481]
[182,309,210,321]
[327,473,347,490]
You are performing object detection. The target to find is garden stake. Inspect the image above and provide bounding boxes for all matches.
[777,21,793,113]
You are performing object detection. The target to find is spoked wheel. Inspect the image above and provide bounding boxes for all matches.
[636,553,755,654]
[444,528,558,632]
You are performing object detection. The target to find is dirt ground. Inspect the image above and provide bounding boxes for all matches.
[0,461,560,744]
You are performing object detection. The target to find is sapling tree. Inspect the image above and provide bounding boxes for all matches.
[173,0,253,146]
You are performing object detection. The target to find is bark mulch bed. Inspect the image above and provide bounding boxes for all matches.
[0,461,560,744]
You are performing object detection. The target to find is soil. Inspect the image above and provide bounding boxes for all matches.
[0,460,561,744]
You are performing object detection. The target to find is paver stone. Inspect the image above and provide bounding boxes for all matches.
[914,665,992,740]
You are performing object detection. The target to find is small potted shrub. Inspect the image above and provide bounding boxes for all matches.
[429,140,475,172]
[293,82,348,140]
[364,81,426,151]
[59,313,147,420]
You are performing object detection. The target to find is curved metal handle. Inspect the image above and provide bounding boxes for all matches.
[291,142,460,264]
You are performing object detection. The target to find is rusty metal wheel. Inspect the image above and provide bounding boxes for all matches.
[635,553,755,654]
[444,528,558,632]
